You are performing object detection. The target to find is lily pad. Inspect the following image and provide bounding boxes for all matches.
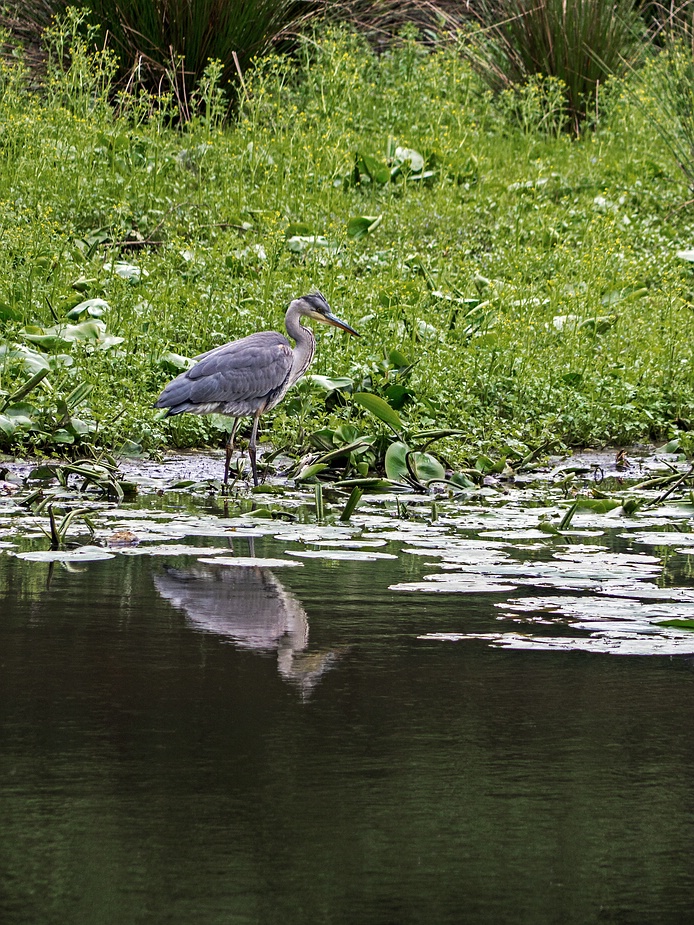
[13,545,115,562]
[197,556,303,568]
[286,549,397,561]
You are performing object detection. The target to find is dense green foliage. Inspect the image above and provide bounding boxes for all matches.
[2,22,694,473]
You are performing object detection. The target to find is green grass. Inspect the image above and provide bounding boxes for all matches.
[2,24,694,472]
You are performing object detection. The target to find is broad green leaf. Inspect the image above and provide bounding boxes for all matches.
[384,443,441,484]
[475,455,496,474]
[385,441,410,481]
[306,374,354,392]
[22,332,71,350]
[577,498,622,514]
[104,261,147,282]
[3,368,50,407]
[357,153,390,185]
[286,235,333,253]
[394,146,425,172]
[285,221,312,236]
[340,487,363,522]
[198,556,302,567]
[296,463,328,481]
[347,215,383,240]
[413,453,445,483]
[0,302,21,321]
[14,546,115,562]
[352,393,402,431]
[314,438,373,465]
[159,352,193,372]
[0,414,16,435]
[384,384,412,409]
[66,298,110,320]
[65,381,93,407]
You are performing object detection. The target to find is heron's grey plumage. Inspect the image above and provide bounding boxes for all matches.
[155,332,295,417]
[154,291,358,486]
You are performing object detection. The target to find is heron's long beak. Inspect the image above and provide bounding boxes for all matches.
[322,311,360,337]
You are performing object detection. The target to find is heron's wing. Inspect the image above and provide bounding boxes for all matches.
[156,331,294,415]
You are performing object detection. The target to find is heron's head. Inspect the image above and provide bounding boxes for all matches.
[293,291,360,337]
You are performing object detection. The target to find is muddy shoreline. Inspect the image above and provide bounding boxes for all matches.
[1,443,687,492]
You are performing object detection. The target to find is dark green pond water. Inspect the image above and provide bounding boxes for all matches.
[2,490,694,925]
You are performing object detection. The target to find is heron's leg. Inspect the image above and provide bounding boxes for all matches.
[248,411,262,487]
[224,417,240,485]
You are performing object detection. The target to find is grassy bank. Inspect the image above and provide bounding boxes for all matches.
[2,24,694,475]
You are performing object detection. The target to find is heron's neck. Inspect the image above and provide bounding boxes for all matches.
[285,310,316,385]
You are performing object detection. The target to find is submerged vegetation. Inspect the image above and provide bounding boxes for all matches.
[2,7,694,483]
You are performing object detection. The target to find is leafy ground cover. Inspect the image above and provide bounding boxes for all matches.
[2,22,694,479]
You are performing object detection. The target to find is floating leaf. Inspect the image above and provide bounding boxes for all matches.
[286,549,397,561]
[197,556,303,567]
[13,545,115,562]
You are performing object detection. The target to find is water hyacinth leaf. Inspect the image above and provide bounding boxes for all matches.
[104,261,148,282]
[352,393,402,431]
[65,381,93,408]
[356,153,390,185]
[66,298,110,320]
[413,453,446,483]
[418,633,694,656]
[314,438,374,465]
[286,235,333,254]
[307,375,354,392]
[347,215,383,240]
[296,463,328,482]
[2,368,50,408]
[159,352,193,373]
[62,321,107,342]
[340,487,363,522]
[3,403,37,427]
[385,442,410,481]
[0,301,22,321]
[394,146,425,173]
[22,331,71,350]
[10,344,52,373]
[285,221,312,237]
[392,579,518,593]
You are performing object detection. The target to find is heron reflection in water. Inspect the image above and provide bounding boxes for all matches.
[154,561,339,698]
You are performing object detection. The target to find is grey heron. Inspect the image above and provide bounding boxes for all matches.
[155,291,359,485]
